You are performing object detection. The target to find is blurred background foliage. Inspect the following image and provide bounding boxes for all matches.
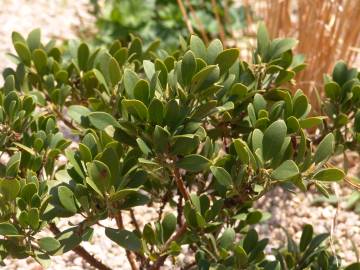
[86,0,360,111]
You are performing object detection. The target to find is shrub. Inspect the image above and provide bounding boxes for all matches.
[0,24,357,269]
[321,61,360,217]
[321,61,360,154]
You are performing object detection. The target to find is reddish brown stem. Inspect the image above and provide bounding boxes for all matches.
[177,0,194,35]
[129,209,140,232]
[211,0,226,46]
[114,212,139,270]
[49,223,111,270]
[149,224,188,270]
[184,0,209,44]
[177,192,184,226]
[174,168,190,201]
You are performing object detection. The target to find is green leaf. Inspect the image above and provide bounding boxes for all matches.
[34,251,51,268]
[143,60,155,80]
[38,237,61,252]
[88,112,120,129]
[58,186,77,214]
[124,69,139,98]
[26,28,41,51]
[332,60,356,86]
[210,166,232,187]
[299,117,325,129]
[21,183,37,203]
[120,192,150,209]
[286,116,300,133]
[271,160,299,180]
[215,48,239,75]
[136,138,152,156]
[92,69,109,93]
[77,43,90,70]
[14,42,31,66]
[172,135,199,156]
[251,129,264,152]
[122,99,148,121]
[28,208,40,230]
[218,228,235,249]
[191,65,220,93]
[79,143,92,163]
[129,37,142,59]
[182,50,197,85]
[233,139,250,164]
[312,168,345,182]
[190,35,207,59]
[324,82,341,100]
[108,188,140,202]
[354,111,360,133]
[0,222,19,236]
[32,49,47,74]
[6,152,21,178]
[162,213,177,242]
[54,228,82,255]
[87,160,112,193]
[109,57,121,85]
[99,147,120,186]
[230,83,248,99]
[262,120,287,161]
[299,224,313,252]
[176,154,211,172]
[206,39,223,63]
[153,125,170,153]
[105,228,142,252]
[270,38,298,59]
[114,48,128,66]
[133,79,150,105]
[0,179,20,200]
[12,31,26,45]
[293,95,308,118]
[243,229,258,253]
[67,105,90,124]
[4,75,15,94]
[148,98,164,125]
[216,101,234,113]
[314,133,334,164]
[257,22,270,58]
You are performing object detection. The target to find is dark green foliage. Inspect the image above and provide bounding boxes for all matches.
[0,25,354,269]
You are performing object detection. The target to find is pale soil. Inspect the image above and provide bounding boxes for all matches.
[1,1,360,269]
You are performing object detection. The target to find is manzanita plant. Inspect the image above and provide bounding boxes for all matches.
[319,61,360,216]
[0,24,359,270]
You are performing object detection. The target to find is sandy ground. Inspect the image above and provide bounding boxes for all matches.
[1,1,360,269]
[0,0,93,76]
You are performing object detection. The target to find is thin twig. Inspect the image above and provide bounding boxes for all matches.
[174,167,190,201]
[49,223,111,270]
[149,166,191,269]
[177,0,194,35]
[330,184,340,267]
[52,106,81,131]
[114,212,139,270]
[184,0,209,44]
[157,191,170,223]
[177,192,184,226]
[129,209,140,232]
[149,224,188,270]
[210,0,226,46]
